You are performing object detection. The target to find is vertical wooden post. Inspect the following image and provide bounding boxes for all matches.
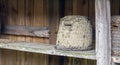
[95,0,111,65]
[112,63,117,65]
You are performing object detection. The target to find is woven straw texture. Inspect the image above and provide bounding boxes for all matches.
[112,16,120,47]
[112,16,120,56]
[56,16,93,51]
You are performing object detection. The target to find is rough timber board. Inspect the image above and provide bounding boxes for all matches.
[0,42,96,60]
[112,56,120,63]
[111,56,120,64]
[2,25,49,37]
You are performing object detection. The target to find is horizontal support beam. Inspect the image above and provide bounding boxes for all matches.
[2,25,49,37]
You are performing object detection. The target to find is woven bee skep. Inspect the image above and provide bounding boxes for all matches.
[112,16,120,56]
[56,16,93,51]
[112,51,120,56]
[112,16,120,47]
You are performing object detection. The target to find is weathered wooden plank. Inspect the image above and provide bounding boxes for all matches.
[82,0,89,16]
[6,1,18,65]
[111,0,115,15]
[112,63,117,65]
[2,25,49,37]
[73,0,79,15]
[112,56,120,63]
[0,42,96,60]
[25,0,49,65]
[49,0,59,44]
[43,0,49,44]
[0,0,11,39]
[33,0,44,43]
[16,1,26,65]
[95,0,111,65]
[73,0,89,16]
[111,0,120,15]
[0,49,2,65]
[16,0,26,42]
[7,0,18,41]
[111,56,120,64]
[114,0,120,15]
[64,0,73,15]
[89,0,95,19]
[49,1,65,64]
[25,0,34,43]
[59,0,65,18]
[49,56,61,65]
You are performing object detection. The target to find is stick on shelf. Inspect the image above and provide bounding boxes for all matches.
[1,25,49,38]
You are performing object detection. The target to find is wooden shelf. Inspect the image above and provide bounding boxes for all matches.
[0,41,120,63]
[112,56,120,63]
[0,42,96,60]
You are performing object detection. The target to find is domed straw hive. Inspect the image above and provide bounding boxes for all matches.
[56,16,93,51]
[112,16,120,56]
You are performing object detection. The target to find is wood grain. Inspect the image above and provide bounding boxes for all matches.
[32,0,44,43]
[49,0,59,45]
[95,0,111,65]
[2,25,49,37]
[65,0,73,15]
[43,0,49,44]
[25,0,34,43]
[0,0,118,65]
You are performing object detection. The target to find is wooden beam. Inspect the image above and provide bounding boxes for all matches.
[95,0,111,65]
[49,0,60,44]
[112,56,120,63]
[2,25,49,37]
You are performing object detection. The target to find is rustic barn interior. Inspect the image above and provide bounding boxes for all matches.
[0,0,120,65]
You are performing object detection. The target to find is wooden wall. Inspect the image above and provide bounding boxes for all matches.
[0,0,96,43]
[111,0,120,15]
[0,0,111,65]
